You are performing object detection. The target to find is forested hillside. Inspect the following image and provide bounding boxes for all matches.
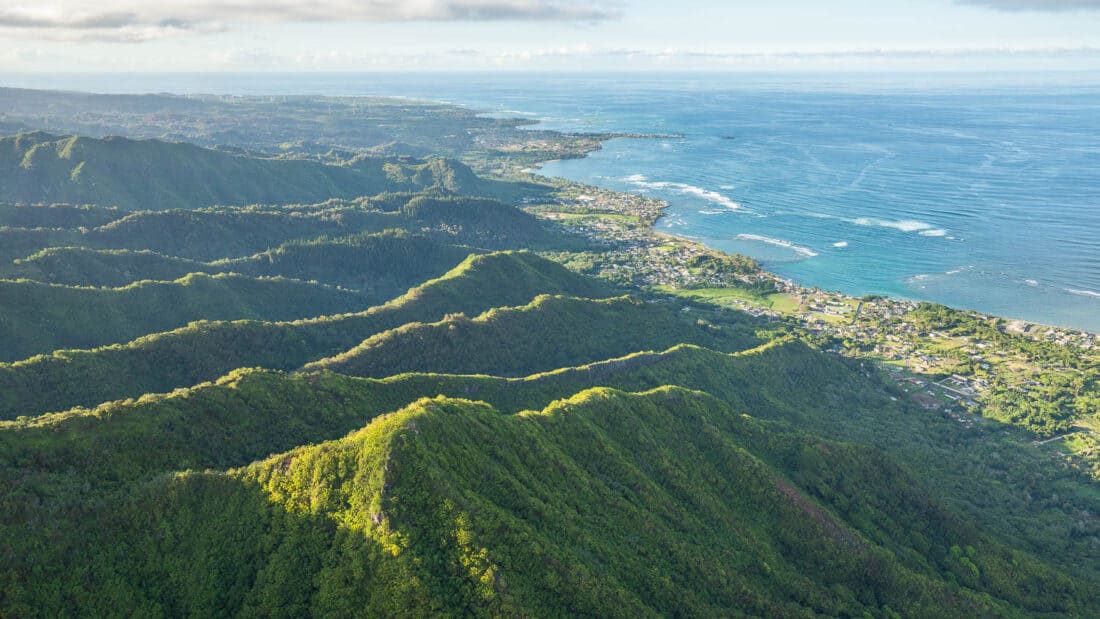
[0,273,371,360]
[0,252,615,418]
[0,132,523,210]
[0,196,560,264]
[1,118,1097,617]
[4,231,472,296]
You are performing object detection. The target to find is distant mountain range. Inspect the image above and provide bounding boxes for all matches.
[0,131,520,210]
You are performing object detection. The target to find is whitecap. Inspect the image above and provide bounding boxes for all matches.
[720,184,735,190]
[920,229,948,237]
[736,233,818,257]
[853,218,935,233]
[1066,288,1100,299]
[833,241,849,248]
[624,174,742,210]
[1025,279,1039,287]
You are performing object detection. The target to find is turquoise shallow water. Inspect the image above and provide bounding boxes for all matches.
[5,72,1100,331]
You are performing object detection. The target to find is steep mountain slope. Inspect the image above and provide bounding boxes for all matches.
[2,387,1091,616]
[0,202,123,228]
[6,337,1096,587]
[5,247,207,286]
[0,226,81,263]
[0,273,372,361]
[0,252,615,418]
[0,195,558,264]
[0,132,512,210]
[4,231,472,296]
[307,294,759,378]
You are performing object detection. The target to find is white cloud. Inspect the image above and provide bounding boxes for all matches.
[957,0,1100,10]
[470,45,1100,64]
[0,1,620,42]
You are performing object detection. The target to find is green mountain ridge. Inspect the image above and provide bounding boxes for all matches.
[0,131,517,210]
[0,202,123,228]
[306,293,760,378]
[0,194,558,263]
[0,272,372,361]
[3,230,472,295]
[6,336,1096,585]
[0,251,614,418]
[2,384,1091,616]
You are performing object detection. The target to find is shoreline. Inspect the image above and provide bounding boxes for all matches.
[525,134,1099,341]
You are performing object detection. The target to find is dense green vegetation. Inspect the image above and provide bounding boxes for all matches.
[0,202,123,228]
[0,273,376,360]
[308,294,759,378]
[0,132,524,210]
[4,230,472,297]
[0,252,614,418]
[2,377,1093,615]
[1,90,1097,616]
[0,88,587,166]
[0,195,563,264]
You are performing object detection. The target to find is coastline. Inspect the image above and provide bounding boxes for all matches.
[517,128,1098,447]
[523,133,1099,341]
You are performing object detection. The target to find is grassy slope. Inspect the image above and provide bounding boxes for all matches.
[0,273,372,361]
[2,386,1090,616]
[0,252,614,418]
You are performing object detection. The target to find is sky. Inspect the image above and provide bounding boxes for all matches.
[1,0,1099,72]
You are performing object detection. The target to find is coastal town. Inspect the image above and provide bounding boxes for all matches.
[525,176,1100,477]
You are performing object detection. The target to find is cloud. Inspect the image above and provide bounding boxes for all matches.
[957,0,1100,10]
[0,1,620,42]
[437,44,1100,70]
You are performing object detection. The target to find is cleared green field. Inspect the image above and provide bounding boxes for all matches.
[656,285,801,314]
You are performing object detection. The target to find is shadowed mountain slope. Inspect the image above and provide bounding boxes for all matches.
[3,230,472,296]
[0,273,373,361]
[306,294,759,378]
[0,252,615,418]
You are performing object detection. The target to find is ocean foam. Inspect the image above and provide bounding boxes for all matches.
[853,218,935,233]
[833,241,849,248]
[920,229,948,237]
[736,234,819,257]
[1066,288,1100,299]
[624,174,741,210]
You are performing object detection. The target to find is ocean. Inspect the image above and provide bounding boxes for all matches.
[4,72,1099,332]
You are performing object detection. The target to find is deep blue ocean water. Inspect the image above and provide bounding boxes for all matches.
[4,72,1099,331]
